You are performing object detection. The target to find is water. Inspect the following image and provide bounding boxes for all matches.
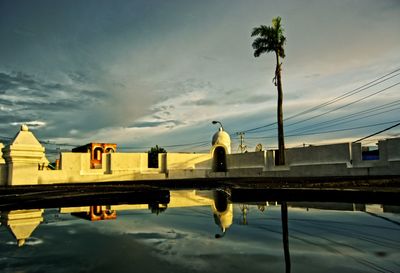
[0,189,399,273]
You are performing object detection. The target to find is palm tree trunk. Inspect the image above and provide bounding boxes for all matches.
[275,53,285,165]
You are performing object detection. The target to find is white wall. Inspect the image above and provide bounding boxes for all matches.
[227,152,266,169]
[286,143,352,166]
[166,153,211,170]
[5,133,400,185]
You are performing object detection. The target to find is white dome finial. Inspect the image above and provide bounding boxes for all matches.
[21,124,29,131]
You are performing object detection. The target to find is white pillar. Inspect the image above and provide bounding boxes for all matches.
[2,125,46,186]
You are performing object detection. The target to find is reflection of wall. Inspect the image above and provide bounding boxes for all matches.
[60,190,215,214]
[287,202,400,214]
[0,209,43,247]
[288,202,361,211]
[383,205,400,213]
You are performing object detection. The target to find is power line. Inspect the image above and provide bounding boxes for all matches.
[286,105,400,135]
[353,122,400,143]
[287,99,400,134]
[118,140,210,150]
[244,120,400,139]
[283,81,400,129]
[238,67,400,134]
[245,81,400,135]
[245,98,400,135]
[284,71,400,121]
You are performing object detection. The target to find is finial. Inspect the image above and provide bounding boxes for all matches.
[18,239,26,247]
[21,124,29,132]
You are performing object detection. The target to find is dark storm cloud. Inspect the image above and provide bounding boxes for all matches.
[17,100,79,111]
[0,71,108,109]
[0,70,111,139]
[0,113,22,124]
[0,98,12,106]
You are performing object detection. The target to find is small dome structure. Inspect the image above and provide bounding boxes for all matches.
[211,128,231,154]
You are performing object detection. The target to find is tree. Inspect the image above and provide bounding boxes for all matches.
[251,16,286,165]
[148,145,166,168]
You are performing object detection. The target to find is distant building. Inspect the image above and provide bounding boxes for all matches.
[72,143,116,169]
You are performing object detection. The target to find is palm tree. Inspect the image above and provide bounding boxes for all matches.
[251,16,286,165]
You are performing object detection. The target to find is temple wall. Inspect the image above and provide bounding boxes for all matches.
[167,153,212,170]
[1,125,400,186]
[286,143,352,166]
[227,151,266,169]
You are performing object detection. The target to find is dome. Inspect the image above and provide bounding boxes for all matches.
[212,190,233,237]
[211,128,231,153]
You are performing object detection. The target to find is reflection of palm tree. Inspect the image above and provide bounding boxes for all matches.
[251,17,286,165]
[281,202,291,273]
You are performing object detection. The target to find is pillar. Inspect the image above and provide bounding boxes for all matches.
[2,125,46,186]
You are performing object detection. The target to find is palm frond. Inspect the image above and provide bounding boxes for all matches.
[251,37,266,50]
[253,47,268,57]
[251,16,286,58]
[251,25,267,37]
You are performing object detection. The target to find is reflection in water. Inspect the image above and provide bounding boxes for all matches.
[239,204,249,225]
[0,189,399,273]
[212,189,233,238]
[71,206,117,221]
[0,209,43,247]
[281,202,291,273]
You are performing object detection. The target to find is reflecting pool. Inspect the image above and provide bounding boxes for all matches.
[0,189,399,273]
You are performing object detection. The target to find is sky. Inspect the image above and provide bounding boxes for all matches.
[1,0,400,155]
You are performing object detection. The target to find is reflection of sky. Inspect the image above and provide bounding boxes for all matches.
[1,205,400,273]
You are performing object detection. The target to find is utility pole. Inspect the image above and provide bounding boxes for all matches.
[236,132,247,153]
[239,204,249,225]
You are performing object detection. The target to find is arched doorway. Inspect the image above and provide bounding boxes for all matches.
[213,146,227,172]
[93,147,103,161]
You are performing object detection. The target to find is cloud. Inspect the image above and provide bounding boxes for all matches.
[10,120,46,128]
[193,99,217,106]
[128,120,185,129]
[0,70,112,137]
[0,0,399,149]
[243,94,274,104]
